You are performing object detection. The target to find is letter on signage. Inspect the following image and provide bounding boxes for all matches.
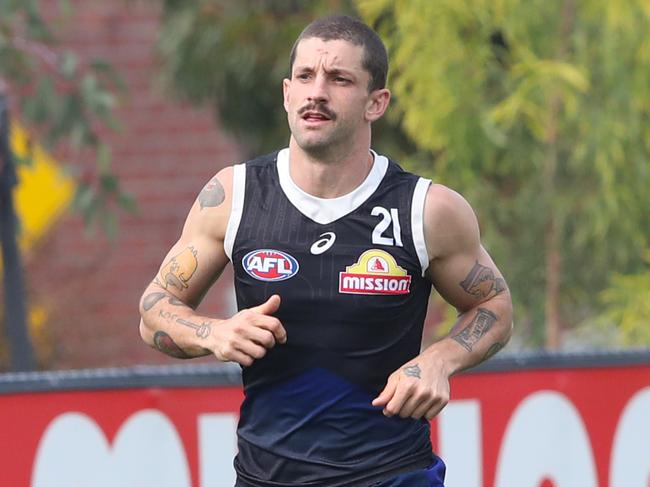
[494,391,597,487]
[32,410,191,487]
[199,413,238,487]
[610,387,650,487]
[438,400,481,487]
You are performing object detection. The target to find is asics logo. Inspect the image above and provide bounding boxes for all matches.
[310,232,336,255]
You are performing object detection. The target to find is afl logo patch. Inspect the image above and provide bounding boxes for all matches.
[243,249,299,282]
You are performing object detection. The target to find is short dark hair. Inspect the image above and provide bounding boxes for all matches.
[289,15,388,92]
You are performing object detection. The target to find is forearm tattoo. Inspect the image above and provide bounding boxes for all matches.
[159,310,212,339]
[460,261,507,299]
[403,364,421,379]
[177,317,212,339]
[142,292,185,311]
[482,342,504,361]
[452,308,498,352]
[198,177,225,209]
[158,246,198,291]
[153,331,192,359]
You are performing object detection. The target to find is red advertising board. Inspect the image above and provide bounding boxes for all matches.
[0,361,648,486]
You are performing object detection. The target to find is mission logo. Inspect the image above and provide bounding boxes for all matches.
[242,249,299,282]
[339,249,411,295]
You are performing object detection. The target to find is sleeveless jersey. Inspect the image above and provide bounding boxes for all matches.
[224,148,444,487]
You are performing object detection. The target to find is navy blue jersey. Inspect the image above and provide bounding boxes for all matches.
[224,149,443,486]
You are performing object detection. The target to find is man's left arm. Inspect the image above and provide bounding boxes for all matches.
[372,184,513,420]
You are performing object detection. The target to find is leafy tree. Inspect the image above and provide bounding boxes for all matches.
[0,0,131,369]
[156,0,354,156]
[596,251,650,346]
[357,0,650,347]
[0,0,133,236]
[155,0,418,160]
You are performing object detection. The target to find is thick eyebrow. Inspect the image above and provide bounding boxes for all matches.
[292,65,358,79]
[293,64,354,76]
[325,68,356,79]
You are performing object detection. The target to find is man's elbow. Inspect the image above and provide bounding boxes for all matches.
[139,319,155,347]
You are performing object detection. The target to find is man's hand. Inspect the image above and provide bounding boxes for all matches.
[211,294,287,367]
[371,353,451,420]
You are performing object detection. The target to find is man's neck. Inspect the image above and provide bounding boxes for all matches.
[287,138,374,199]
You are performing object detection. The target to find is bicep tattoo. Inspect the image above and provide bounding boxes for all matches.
[158,246,198,291]
[460,261,507,299]
[452,308,497,352]
[198,177,225,210]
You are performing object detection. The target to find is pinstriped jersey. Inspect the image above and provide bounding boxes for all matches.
[224,148,442,487]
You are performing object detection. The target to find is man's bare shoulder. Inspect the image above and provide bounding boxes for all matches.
[423,183,481,260]
[182,165,235,242]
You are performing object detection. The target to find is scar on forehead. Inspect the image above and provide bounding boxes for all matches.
[314,48,339,61]
[310,49,346,67]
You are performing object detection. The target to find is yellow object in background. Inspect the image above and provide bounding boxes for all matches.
[10,123,75,253]
[1,124,75,338]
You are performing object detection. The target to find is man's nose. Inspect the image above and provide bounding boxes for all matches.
[307,74,329,103]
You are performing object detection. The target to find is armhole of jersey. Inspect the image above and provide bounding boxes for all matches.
[224,163,246,261]
[412,177,431,276]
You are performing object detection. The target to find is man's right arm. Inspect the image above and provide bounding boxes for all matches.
[138,166,286,365]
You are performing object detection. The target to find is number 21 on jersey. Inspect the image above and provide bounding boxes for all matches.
[371,206,403,247]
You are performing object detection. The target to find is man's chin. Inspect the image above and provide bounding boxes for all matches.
[291,127,351,158]
[294,134,332,152]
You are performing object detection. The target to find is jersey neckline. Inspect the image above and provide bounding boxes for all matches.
[276,148,389,225]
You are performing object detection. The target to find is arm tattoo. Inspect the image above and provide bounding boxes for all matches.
[153,331,192,359]
[159,246,198,290]
[142,292,167,311]
[482,342,504,361]
[460,261,507,299]
[177,317,212,339]
[142,292,186,312]
[403,364,421,379]
[452,308,498,352]
[198,177,225,209]
[168,296,185,306]
[159,310,212,339]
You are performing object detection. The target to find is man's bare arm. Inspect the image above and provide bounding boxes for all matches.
[445,259,512,368]
[373,184,513,419]
[138,167,286,365]
[138,169,232,358]
[423,184,513,374]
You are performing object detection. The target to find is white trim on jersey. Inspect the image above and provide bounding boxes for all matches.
[224,163,246,261]
[276,147,389,225]
[412,177,431,276]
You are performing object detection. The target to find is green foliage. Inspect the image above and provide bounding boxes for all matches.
[155,0,649,346]
[358,0,650,346]
[596,251,650,345]
[0,0,132,237]
[156,0,359,156]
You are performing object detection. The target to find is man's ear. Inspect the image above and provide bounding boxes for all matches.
[365,88,391,122]
[283,78,291,113]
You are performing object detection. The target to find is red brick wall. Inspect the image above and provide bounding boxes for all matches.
[23,0,242,368]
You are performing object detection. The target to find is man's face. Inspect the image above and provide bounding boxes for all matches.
[283,37,382,155]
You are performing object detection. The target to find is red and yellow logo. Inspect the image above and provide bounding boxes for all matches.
[339,249,411,295]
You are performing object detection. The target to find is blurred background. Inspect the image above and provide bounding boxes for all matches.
[1,0,649,372]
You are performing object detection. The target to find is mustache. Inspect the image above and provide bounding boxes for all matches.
[298,103,337,120]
